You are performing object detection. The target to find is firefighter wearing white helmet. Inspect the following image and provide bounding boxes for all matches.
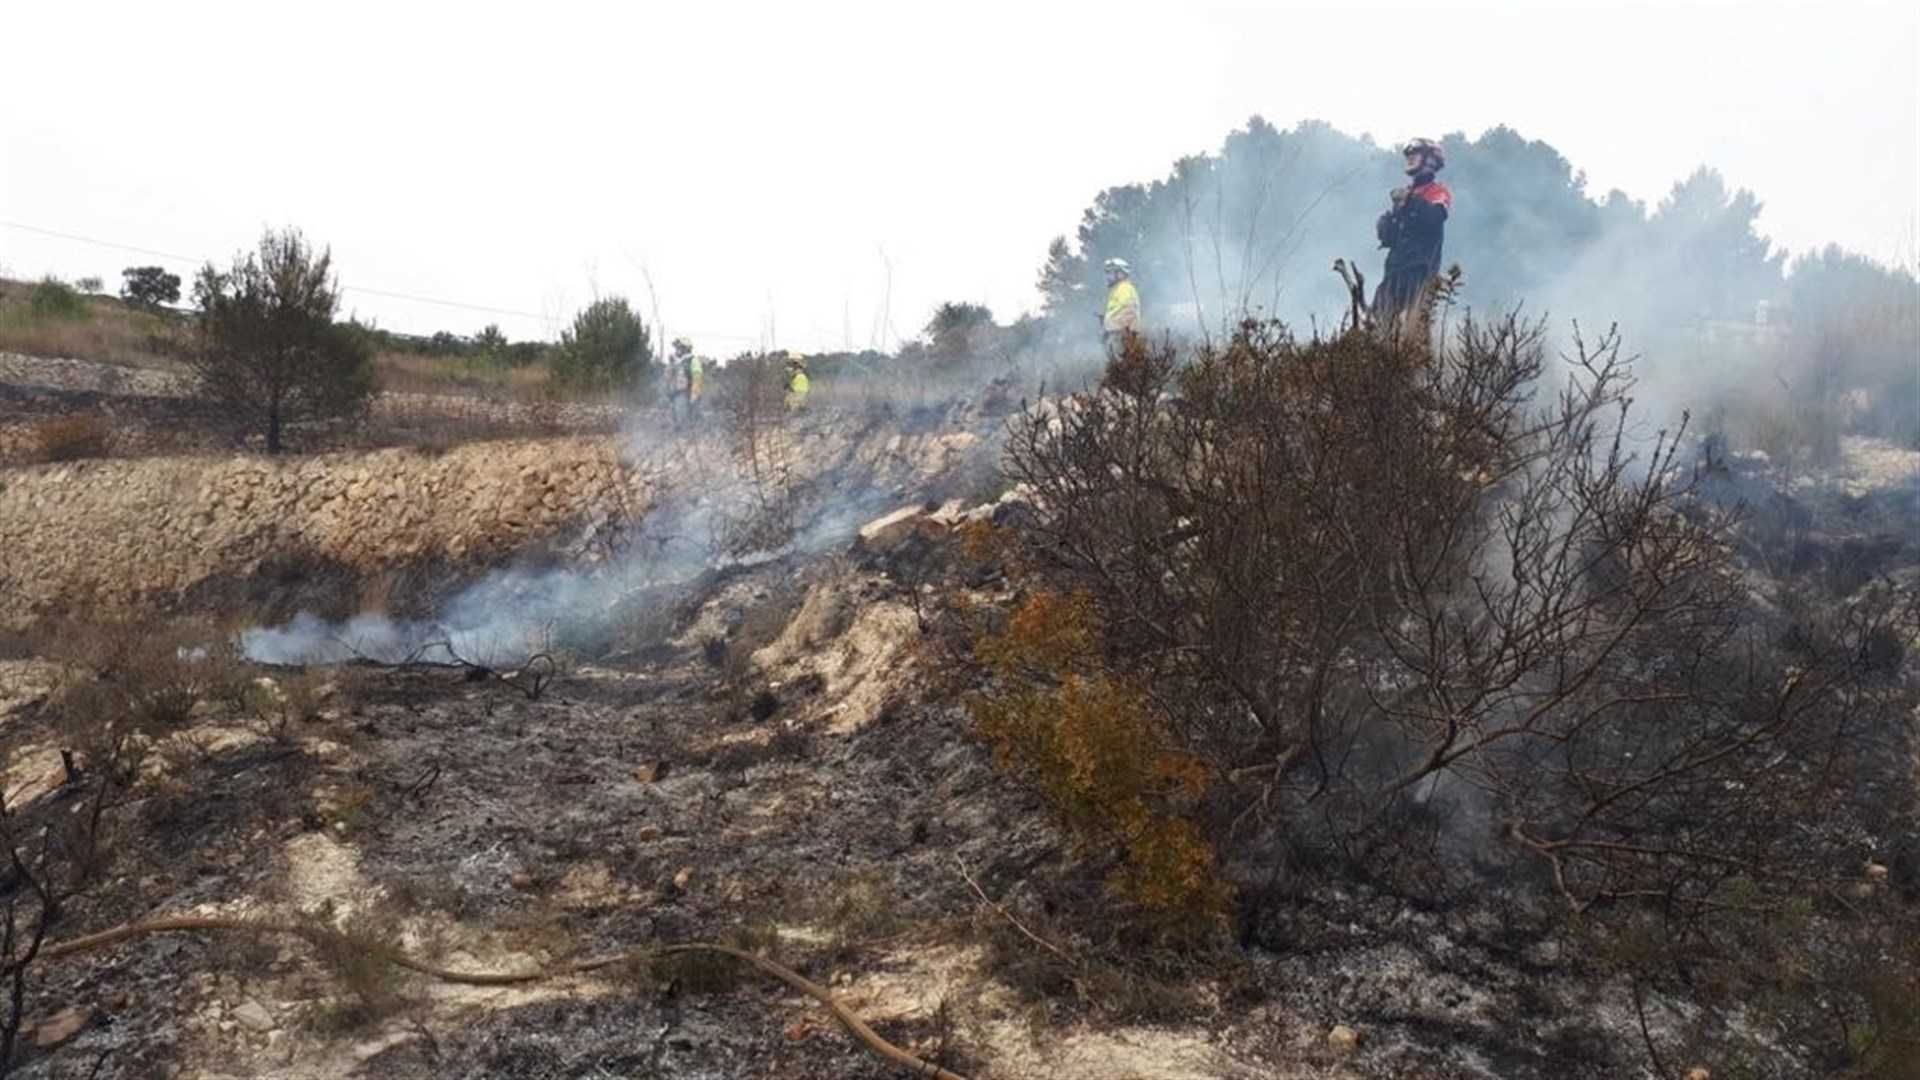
[1101,257,1141,357]
[1374,138,1453,323]
[784,351,810,411]
[669,338,705,419]
[667,337,696,425]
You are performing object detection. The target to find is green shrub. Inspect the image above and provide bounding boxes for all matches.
[553,296,652,394]
[29,276,86,319]
[120,265,183,309]
[189,228,377,453]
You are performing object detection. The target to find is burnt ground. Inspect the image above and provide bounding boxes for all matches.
[0,535,1807,1080]
[0,518,1131,1080]
[0,425,1913,1078]
[0,555,1040,1079]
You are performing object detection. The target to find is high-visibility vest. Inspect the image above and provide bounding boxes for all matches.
[1104,279,1141,333]
[786,370,810,408]
[688,356,704,401]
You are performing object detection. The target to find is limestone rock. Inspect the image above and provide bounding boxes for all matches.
[857,505,925,552]
[232,999,275,1033]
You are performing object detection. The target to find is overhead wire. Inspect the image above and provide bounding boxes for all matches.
[1,219,793,347]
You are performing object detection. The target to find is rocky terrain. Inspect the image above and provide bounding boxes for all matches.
[0,347,1914,1080]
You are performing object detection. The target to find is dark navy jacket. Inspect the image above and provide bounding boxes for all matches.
[1376,180,1452,279]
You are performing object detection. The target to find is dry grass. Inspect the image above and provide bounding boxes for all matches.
[372,351,554,400]
[297,904,411,1032]
[816,867,904,958]
[0,278,180,368]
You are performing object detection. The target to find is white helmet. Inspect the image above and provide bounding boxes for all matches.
[1104,257,1130,276]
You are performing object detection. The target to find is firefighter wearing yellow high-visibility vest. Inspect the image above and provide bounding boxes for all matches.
[784,352,810,411]
[1101,257,1141,358]
[669,338,705,425]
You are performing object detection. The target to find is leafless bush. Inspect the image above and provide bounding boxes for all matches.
[41,618,244,781]
[0,792,63,1075]
[983,314,1918,1061]
[712,353,809,556]
[0,617,240,1072]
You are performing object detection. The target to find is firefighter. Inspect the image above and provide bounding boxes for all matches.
[785,352,810,411]
[667,337,695,424]
[683,342,705,416]
[1101,257,1141,357]
[1373,138,1452,323]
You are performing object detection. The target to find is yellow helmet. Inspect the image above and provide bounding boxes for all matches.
[786,351,807,369]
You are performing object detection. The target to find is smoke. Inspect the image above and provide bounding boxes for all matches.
[238,375,999,668]
[238,480,718,668]
[1063,118,1919,457]
[241,121,1913,667]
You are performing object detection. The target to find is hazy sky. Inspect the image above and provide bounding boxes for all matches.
[4,0,1914,351]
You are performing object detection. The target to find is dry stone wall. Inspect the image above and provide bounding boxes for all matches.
[1,380,1011,631]
[0,437,650,628]
[0,352,189,397]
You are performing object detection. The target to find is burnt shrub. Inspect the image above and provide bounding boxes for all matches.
[975,314,1918,1061]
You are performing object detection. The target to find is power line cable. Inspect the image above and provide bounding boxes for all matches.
[3,220,551,325]
[3,219,844,349]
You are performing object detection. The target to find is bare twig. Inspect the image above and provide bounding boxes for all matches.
[1631,979,1675,1080]
[954,858,1078,969]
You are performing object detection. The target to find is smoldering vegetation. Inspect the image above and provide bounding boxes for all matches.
[4,115,1915,1079]
[232,342,1030,673]
[1035,117,1919,459]
[967,312,1918,1075]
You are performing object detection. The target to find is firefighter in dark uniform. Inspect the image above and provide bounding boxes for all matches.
[1373,138,1452,321]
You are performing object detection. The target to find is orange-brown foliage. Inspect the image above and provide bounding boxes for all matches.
[34,413,111,462]
[972,591,1229,921]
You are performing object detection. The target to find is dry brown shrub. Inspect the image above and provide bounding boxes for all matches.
[32,413,110,462]
[46,618,240,734]
[972,591,1229,922]
[297,905,408,1032]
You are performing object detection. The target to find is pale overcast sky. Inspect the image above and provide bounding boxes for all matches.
[4,0,1914,351]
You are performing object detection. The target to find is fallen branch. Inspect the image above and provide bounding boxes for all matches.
[32,915,970,1080]
[333,634,560,701]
